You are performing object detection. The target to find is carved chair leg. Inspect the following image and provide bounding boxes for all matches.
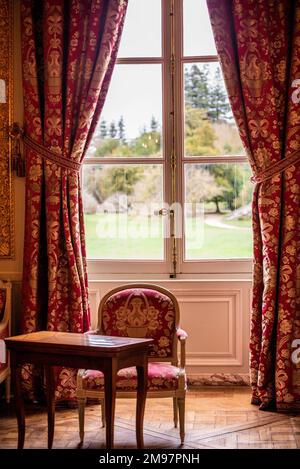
[178,397,185,445]
[173,397,178,428]
[77,397,86,443]
[5,374,11,403]
[100,399,105,428]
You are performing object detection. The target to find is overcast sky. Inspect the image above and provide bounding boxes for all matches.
[96,0,218,143]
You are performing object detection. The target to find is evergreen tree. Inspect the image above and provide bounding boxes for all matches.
[109,121,117,138]
[150,116,159,132]
[185,64,210,111]
[118,116,126,143]
[208,68,231,122]
[100,120,107,138]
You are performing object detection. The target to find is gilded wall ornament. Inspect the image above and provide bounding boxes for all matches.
[0,0,14,258]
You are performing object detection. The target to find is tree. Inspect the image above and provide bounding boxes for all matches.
[118,116,126,143]
[150,116,159,132]
[208,164,245,213]
[83,166,108,204]
[104,166,144,196]
[133,165,162,206]
[186,165,222,217]
[95,138,120,157]
[208,68,231,122]
[109,121,117,138]
[185,107,217,156]
[100,120,107,139]
[131,130,161,156]
[185,64,210,111]
[84,165,144,206]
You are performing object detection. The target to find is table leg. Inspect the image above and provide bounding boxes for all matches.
[103,358,117,449]
[136,355,148,449]
[44,365,55,449]
[11,357,25,449]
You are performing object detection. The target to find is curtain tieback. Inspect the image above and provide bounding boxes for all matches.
[251,148,300,184]
[24,135,81,172]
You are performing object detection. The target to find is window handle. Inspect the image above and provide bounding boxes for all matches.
[155,208,174,216]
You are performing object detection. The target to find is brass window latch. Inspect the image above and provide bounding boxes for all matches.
[155,208,174,216]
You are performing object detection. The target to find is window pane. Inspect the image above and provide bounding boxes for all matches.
[184,0,217,56]
[83,164,164,259]
[118,0,161,57]
[184,63,244,157]
[86,65,162,158]
[184,163,252,259]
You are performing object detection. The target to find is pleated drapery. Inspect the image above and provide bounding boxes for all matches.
[21,0,128,400]
[207,0,300,410]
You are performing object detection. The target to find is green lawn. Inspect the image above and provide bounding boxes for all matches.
[222,218,252,228]
[84,213,253,259]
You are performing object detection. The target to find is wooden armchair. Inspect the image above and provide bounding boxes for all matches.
[0,280,12,403]
[77,284,188,444]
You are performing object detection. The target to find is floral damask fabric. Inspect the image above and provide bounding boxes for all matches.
[0,289,6,322]
[82,363,184,392]
[101,288,176,358]
[21,0,128,400]
[207,0,300,410]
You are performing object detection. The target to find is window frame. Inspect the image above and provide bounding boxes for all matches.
[83,0,252,277]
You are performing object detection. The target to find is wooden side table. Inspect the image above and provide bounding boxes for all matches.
[5,331,153,449]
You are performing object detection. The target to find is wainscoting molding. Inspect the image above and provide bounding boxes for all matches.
[172,288,243,367]
[88,279,252,379]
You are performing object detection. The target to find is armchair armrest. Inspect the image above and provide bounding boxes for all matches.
[176,327,188,369]
[0,339,6,363]
[176,328,188,340]
[83,329,99,336]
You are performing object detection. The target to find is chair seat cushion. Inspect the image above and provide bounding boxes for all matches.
[81,363,184,392]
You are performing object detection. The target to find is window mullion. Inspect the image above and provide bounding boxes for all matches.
[173,0,184,276]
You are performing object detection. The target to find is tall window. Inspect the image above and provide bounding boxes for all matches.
[83,0,252,276]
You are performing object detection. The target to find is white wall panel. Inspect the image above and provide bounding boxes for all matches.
[88,279,252,380]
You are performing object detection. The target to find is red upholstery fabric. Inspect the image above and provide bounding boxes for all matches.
[101,288,176,358]
[207,0,300,410]
[81,363,185,392]
[0,289,6,323]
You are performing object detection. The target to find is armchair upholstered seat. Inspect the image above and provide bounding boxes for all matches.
[0,280,12,403]
[77,284,187,444]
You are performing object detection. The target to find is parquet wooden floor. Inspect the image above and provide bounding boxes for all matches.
[0,387,299,449]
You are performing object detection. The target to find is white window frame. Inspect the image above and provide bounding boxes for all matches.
[84,0,252,278]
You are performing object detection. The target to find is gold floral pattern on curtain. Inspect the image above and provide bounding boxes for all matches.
[207,0,300,410]
[21,0,128,400]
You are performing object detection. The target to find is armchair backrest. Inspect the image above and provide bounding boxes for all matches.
[97,284,180,363]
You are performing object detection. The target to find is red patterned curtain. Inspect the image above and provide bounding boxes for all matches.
[207,0,300,410]
[21,0,128,400]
